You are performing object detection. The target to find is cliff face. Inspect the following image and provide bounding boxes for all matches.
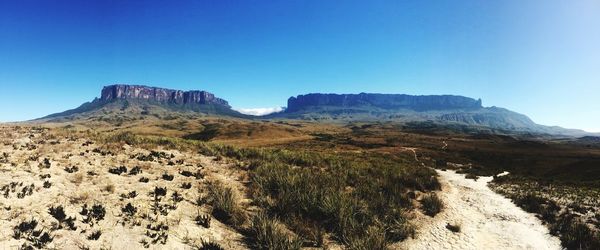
[286,93,482,112]
[100,84,230,108]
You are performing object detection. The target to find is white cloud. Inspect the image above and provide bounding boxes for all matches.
[234,107,284,116]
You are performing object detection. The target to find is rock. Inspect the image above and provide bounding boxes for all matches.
[286,93,482,112]
[100,84,230,108]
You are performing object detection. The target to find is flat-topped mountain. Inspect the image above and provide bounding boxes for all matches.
[287,93,482,112]
[41,84,243,121]
[100,84,230,107]
[37,85,591,137]
[275,93,590,137]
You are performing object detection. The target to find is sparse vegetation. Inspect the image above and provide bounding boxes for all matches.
[4,118,597,249]
[144,222,169,246]
[492,180,600,250]
[13,219,54,249]
[80,204,106,225]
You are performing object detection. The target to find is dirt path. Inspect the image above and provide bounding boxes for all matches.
[398,170,562,250]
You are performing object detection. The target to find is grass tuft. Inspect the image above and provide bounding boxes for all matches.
[207,181,246,227]
[248,212,302,250]
[421,193,444,217]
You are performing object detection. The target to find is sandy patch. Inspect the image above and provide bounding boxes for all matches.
[397,170,561,250]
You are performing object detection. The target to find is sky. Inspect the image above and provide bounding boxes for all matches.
[0,1,599,131]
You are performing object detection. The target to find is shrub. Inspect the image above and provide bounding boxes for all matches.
[207,181,246,226]
[145,222,169,245]
[80,204,106,225]
[195,214,211,228]
[248,212,302,250]
[109,166,127,175]
[198,239,224,250]
[162,173,174,181]
[446,223,461,233]
[171,191,183,203]
[421,193,443,217]
[13,219,53,249]
[122,203,137,216]
[385,215,415,241]
[87,230,102,240]
[39,158,51,168]
[48,205,77,230]
[64,166,79,173]
[129,166,142,175]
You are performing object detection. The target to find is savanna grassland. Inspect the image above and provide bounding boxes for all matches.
[2,113,599,249]
[0,120,440,249]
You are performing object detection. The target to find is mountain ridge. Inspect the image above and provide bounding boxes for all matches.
[286,93,483,112]
[36,84,593,137]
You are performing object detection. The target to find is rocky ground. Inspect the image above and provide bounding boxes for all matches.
[0,126,250,249]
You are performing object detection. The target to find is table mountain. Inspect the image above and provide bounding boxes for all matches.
[287,93,482,112]
[100,84,230,107]
[41,84,244,120]
[274,93,589,136]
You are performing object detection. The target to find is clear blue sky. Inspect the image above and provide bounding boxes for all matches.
[1,1,599,131]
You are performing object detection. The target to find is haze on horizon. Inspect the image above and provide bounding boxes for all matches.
[0,1,599,132]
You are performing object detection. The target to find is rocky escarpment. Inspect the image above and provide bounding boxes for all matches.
[286,93,482,112]
[41,84,243,120]
[101,84,230,108]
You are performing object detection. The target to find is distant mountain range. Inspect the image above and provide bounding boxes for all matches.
[39,84,592,137]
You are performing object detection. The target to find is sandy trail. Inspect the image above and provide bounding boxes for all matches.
[398,170,562,250]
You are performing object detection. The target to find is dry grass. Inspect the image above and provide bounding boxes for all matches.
[421,193,444,217]
[206,181,247,227]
